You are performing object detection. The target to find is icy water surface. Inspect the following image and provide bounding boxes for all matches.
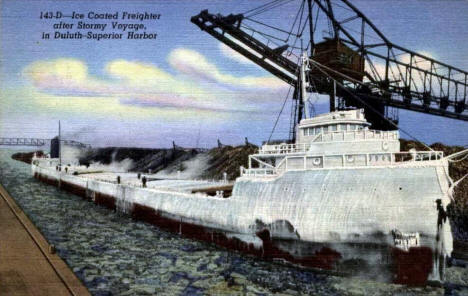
[1,149,467,295]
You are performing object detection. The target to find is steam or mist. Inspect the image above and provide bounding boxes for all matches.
[155,153,210,179]
[63,126,96,142]
[86,158,135,172]
[61,145,135,172]
[60,145,84,166]
[86,150,135,172]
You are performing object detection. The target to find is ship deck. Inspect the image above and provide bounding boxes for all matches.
[60,165,231,193]
[0,184,90,296]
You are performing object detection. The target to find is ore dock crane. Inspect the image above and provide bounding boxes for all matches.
[191,0,468,140]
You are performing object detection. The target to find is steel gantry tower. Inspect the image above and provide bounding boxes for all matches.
[192,0,468,140]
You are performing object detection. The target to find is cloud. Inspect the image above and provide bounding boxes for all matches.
[106,59,172,82]
[105,59,207,99]
[23,59,99,95]
[219,43,255,65]
[25,58,88,83]
[366,51,436,90]
[168,48,285,90]
[400,51,435,71]
[23,48,288,114]
[23,58,213,111]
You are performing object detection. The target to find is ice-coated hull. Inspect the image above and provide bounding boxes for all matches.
[32,161,453,285]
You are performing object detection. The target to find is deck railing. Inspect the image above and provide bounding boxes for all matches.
[259,130,399,155]
[317,130,399,142]
[240,167,277,177]
[241,150,444,177]
[258,143,311,155]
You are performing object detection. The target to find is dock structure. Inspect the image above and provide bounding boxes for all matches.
[0,184,90,296]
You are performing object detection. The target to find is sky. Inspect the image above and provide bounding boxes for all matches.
[1,0,468,148]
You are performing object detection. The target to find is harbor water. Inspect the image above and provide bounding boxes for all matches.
[1,149,467,295]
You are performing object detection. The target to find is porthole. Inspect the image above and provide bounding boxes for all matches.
[382,141,389,151]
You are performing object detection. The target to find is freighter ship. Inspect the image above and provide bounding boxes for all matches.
[31,54,467,285]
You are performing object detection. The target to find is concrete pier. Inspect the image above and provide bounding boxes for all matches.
[0,184,89,295]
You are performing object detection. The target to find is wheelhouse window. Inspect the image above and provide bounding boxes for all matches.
[303,127,316,136]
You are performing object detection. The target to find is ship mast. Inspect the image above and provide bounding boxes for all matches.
[300,52,310,119]
[58,120,61,168]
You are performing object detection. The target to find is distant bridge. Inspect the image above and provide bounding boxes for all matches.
[0,138,91,148]
[0,138,47,146]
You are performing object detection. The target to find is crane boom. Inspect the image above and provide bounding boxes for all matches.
[191,0,468,139]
